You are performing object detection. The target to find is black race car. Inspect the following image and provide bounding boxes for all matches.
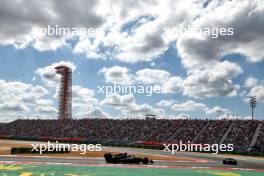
[104,153,154,164]
[223,158,238,165]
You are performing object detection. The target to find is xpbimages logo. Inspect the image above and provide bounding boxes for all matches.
[37,25,103,36]
[31,141,102,154]
[97,84,162,96]
[163,141,234,154]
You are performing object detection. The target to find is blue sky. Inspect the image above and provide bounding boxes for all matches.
[0,0,264,122]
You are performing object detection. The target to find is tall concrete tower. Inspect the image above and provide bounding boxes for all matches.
[55,66,72,120]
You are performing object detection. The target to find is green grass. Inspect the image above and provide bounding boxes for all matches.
[0,164,262,176]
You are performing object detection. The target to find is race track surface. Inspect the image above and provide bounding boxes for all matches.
[0,140,264,175]
[0,146,264,169]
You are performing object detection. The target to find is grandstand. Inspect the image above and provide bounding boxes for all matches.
[0,119,263,153]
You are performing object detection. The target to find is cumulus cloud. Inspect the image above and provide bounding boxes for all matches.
[182,61,242,98]
[98,66,173,86]
[0,0,103,50]
[206,106,230,116]
[156,99,175,108]
[71,85,107,118]
[123,103,164,117]
[177,0,264,69]
[35,106,57,113]
[244,76,258,88]
[0,102,29,112]
[243,77,264,103]
[248,85,264,103]
[1,0,264,120]
[75,107,110,119]
[94,0,201,63]
[98,66,132,85]
[100,94,134,107]
[99,61,242,99]
[162,76,183,94]
[135,68,171,84]
[157,98,232,118]
[171,100,208,112]
[73,0,264,66]
[36,61,77,87]
[177,113,191,119]
[1,0,263,69]
[0,80,57,121]
[72,85,98,107]
[101,93,164,116]
[89,107,109,118]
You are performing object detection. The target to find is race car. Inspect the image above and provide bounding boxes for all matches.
[223,158,238,165]
[104,152,154,164]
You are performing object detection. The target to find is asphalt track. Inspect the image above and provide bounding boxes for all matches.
[103,146,264,169]
[0,146,264,170]
[0,146,264,175]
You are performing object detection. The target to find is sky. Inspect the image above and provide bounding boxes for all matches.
[0,0,264,122]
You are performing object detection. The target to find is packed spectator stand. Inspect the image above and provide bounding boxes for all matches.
[0,119,263,153]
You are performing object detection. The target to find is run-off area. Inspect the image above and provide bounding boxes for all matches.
[0,163,263,176]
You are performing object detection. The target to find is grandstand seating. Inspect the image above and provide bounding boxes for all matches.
[255,122,264,152]
[0,119,263,152]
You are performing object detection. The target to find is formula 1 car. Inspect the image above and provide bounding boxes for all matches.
[223,158,238,165]
[104,153,154,164]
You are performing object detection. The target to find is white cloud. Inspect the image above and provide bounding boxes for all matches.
[72,85,99,115]
[182,61,242,98]
[98,66,132,85]
[248,85,264,103]
[244,76,258,88]
[32,34,69,52]
[1,0,264,120]
[122,103,164,116]
[73,37,105,59]
[72,0,264,67]
[68,0,201,63]
[171,100,208,112]
[0,102,29,112]
[162,76,183,94]
[243,77,264,103]
[156,99,175,107]
[100,93,134,107]
[177,113,191,119]
[70,85,110,119]
[145,61,242,98]
[35,106,57,113]
[73,85,95,99]
[0,0,103,50]
[0,65,108,121]
[206,106,230,115]
[177,0,264,69]
[99,61,242,99]
[75,107,110,119]
[150,62,156,67]
[36,61,77,87]
[1,0,263,69]
[0,80,57,121]
[101,93,164,116]
[89,107,109,118]
[36,99,54,106]
[135,68,171,84]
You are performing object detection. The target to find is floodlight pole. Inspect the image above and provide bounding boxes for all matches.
[250,96,256,120]
[252,107,254,120]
